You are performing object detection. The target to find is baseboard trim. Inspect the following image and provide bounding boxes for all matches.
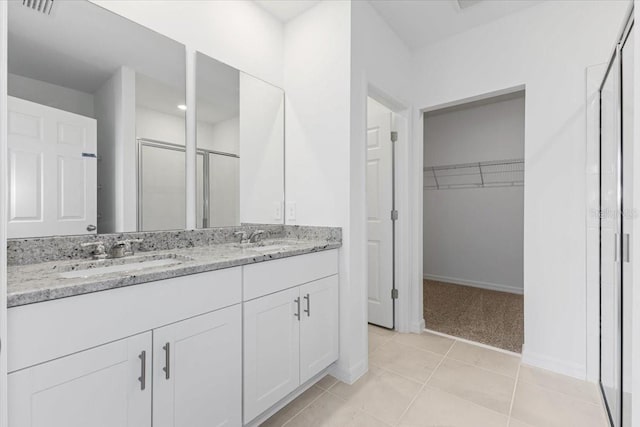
[330,358,367,385]
[521,346,586,380]
[245,367,331,426]
[423,274,523,295]
[411,318,426,334]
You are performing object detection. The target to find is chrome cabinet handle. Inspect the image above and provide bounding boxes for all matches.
[294,297,300,320]
[138,350,146,391]
[304,293,310,317]
[86,224,97,232]
[163,343,170,380]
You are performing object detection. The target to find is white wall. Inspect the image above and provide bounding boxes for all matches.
[136,107,185,145]
[412,0,629,378]
[284,0,354,380]
[8,74,95,118]
[91,0,284,88]
[136,106,239,155]
[239,72,283,224]
[94,67,136,233]
[424,95,525,165]
[282,0,414,382]
[423,95,525,293]
[206,116,239,155]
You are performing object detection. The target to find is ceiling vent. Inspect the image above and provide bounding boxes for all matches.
[456,0,483,10]
[22,0,55,15]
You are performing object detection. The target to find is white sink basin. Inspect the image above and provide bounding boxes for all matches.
[59,255,189,279]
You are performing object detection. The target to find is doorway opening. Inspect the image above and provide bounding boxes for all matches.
[422,90,525,353]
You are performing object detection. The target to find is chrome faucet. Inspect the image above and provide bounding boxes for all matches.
[248,230,265,243]
[234,230,265,244]
[234,231,249,244]
[81,241,107,259]
[109,239,144,258]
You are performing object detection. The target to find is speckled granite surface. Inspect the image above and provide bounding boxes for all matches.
[8,225,341,307]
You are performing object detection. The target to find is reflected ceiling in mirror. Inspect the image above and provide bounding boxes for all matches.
[7,0,186,238]
[195,52,285,228]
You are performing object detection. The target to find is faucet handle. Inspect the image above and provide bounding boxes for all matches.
[81,241,107,259]
[249,230,265,243]
[234,231,248,243]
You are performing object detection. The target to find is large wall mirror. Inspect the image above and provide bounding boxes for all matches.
[7,0,185,237]
[6,0,285,239]
[195,53,284,228]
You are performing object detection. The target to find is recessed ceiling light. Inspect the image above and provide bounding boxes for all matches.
[177,104,187,111]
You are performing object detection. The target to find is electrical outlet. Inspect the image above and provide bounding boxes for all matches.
[273,202,283,221]
[286,202,296,222]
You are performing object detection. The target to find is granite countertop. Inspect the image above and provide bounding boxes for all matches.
[8,238,341,308]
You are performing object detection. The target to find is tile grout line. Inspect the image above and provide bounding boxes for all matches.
[507,362,522,425]
[392,338,458,426]
[280,386,328,427]
[515,376,605,407]
[423,328,521,357]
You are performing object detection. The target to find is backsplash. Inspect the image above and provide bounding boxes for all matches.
[7,225,341,266]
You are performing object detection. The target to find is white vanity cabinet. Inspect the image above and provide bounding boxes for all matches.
[9,332,152,427]
[7,249,340,427]
[8,268,243,427]
[153,305,242,427]
[243,251,339,423]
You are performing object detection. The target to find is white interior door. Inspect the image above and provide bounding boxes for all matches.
[7,96,97,238]
[153,306,242,427]
[367,97,394,329]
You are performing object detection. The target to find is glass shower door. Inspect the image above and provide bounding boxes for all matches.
[600,49,622,427]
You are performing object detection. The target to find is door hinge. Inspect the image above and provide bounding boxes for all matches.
[390,131,398,143]
[391,210,398,221]
[391,289,399,299]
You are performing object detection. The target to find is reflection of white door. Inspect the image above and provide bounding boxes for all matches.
[367,98,394,329]
[7,97,97,238]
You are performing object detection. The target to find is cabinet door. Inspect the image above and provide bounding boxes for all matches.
[300,275,339,383]
[9,332,151,427]
[153,305,242,427]
[244,287,301,423]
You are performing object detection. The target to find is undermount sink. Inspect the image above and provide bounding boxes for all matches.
[234,240,296,253]
[58,254,192,279]
[250,244,291,252]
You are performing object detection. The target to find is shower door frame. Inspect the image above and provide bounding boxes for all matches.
[136,138,240,231]
[598,7,634,427]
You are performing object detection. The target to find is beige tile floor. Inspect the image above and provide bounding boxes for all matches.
[262,325,609,427]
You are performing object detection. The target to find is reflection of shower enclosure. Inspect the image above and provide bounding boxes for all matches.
[197,149,239,228]
[137,138,239,231]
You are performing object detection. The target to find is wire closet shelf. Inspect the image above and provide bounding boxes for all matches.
[424,158,524,190]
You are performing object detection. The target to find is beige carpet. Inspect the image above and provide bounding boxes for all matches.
[423,280,524,353]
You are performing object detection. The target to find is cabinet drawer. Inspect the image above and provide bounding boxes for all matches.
[9,267,242,373]
[243,250,338,300]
